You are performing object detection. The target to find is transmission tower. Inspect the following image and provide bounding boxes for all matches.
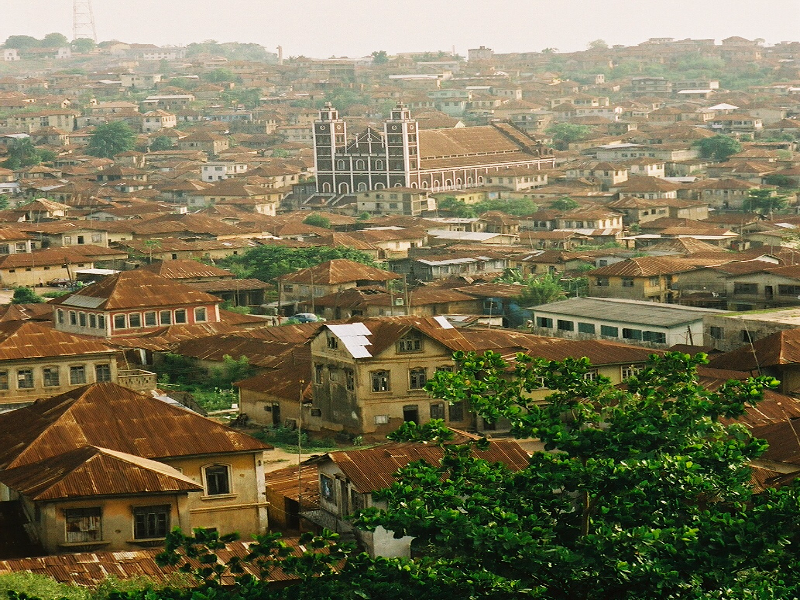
[73,0,97,42]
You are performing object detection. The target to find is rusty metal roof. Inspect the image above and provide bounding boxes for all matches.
[0,445,202,501]
[709,329,800,371]
[264,463,320,509]
[50,270,222,311]
[0,382,270,470]
[0,539,316,586]
[325,439,530,494]
[0,321,115,360]
[235,366,313,401]
[279,259,400,285]
[141,259,235,280]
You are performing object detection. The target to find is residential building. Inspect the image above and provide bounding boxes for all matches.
[355,188,435,216]
[278,259,400,305]
[0,382,270,554]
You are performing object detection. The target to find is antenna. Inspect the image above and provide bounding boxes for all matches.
[73,0,97,42]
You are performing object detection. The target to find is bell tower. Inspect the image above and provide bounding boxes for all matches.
[383,103,418,187]
[313,103,347,194]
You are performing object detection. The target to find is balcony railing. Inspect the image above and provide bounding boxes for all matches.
[117,369,157,392]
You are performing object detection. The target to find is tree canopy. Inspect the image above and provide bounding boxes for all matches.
[219,245,378,284]
[694,135,743,161]
[302,213,331,228]
[546,123,591,149]
[87,121,136,158]
[11,287,43,304]
[745,188,789,215]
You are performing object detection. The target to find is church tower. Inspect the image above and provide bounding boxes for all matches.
[313,103,347,194]
[383,103,418,188]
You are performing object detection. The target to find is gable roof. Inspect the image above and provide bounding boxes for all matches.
[141,259,234,280]
[0,445,202,501]
[279,259,400,285]
[50,270,222,311]
[0,321,115,360]
[0,382,270,469]
[325,439,530,493]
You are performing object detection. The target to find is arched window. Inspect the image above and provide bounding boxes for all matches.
[322,182,331,193]
[410,182,417,188]
[356,159,365,170]
[357,182,367,191]
[336,160,345,170]
[375,182,385,189]
[338,182,350,194]
[375,160,384,170]
[422,181,429,188]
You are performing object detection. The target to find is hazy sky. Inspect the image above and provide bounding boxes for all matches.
[2,0,800,58]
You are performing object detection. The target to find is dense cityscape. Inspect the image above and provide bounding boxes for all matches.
[1,11,800,598]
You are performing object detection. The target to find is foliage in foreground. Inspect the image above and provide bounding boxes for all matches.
[10,353,800,599]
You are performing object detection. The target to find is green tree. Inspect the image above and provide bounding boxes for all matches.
[587,39,608,50]
[0,196,9,210]
[220,245,378,284]
[518,271,567,306]
[355,352,800,599]
[371,50,389,64]
[303,213,331,228]
[694,134,742,161]
[745,188,789,215]
[87,121,136,158]
[387,419,454,443]
[11,287,43,304]
[70,37,96,53]
[550,195,579,211]
[546,123,591,149]
[40,32,69,48]
[149,135,174,151]
[437,196,476,218]
[3,35,39,49]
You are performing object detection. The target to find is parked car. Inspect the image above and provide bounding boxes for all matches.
[291,312,324,323]
[46,278,74,288]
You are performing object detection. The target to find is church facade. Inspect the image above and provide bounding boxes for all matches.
[313,103,555,195]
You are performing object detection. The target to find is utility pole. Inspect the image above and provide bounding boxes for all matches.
[73,0,98,42]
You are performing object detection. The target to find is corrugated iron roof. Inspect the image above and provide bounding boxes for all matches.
[0,321,115,361]
[141,259,235,280]
[0,445,202,501]
[0,382,270,470]
[326,439,530,493]
[0,539,317,586]
[279,259,400,285]
[50,270,222,311]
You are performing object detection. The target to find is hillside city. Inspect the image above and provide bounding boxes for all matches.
[2,31,800,597]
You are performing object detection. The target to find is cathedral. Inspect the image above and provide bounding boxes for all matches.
[313,103,555,195]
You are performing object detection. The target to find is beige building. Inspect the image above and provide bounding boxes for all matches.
[0,382,270,555]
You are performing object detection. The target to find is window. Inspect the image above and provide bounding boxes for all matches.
[89,314,96,328]
[449,401,464,422]
[409,367,427,389]
[91,233,102,244]
[97,314,106,329]
[345,369,354,391]
[374,414,389,425]
[95,364,111,382]
[160,311,172,325]
[128,313,141,328]
[114,314,126,329]
[326,335,338,350]
[70,366,86,385]
[709,326,724,340]
[557,319,574,331]
[65,508,101,543]
[320,474,335,502]
[642,331,667,344]
[778,285,800,296]
[649,277,660,287]
[43,367,60,387]
[17,369,33,389]
[741,329,754,344]
[69,311,77,326]
[621,277,634,288]
[600,325,618,337]
[133,505,170,539]
[398,331,423,352]
[205,465,231,495]
[595,277,609,287]
[371,370,390,392]
[79,312,86,327]
[430,403,445,419]
[0,371,8,390]
[733,283,758,295]
[622,365,643,379]
[57,309,64,324]
[584,369,599,381]
[622,328,643,341]
[536,316,553,328]
[578,322,596,334]
[195,307,207,322]
[314,363,323,384]
[144,312,157,326]
[174,309,187,324]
